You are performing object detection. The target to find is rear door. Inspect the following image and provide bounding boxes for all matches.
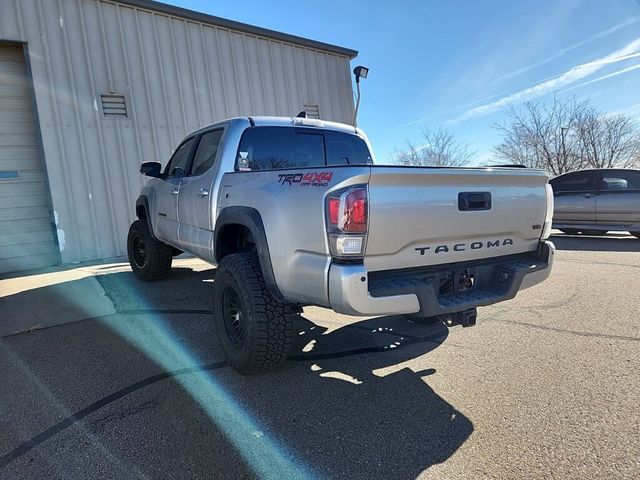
[550,170,599,225]
[364,166,549,272]
[152,136,196,245]
[177,128,225,260]
[596,170,640,227]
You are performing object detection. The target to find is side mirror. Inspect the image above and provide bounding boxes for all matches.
[140,161,162,178]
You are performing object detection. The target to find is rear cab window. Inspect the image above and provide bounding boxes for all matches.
[236,126,372,171]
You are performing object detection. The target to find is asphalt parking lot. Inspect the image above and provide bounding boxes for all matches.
[1,233,639,479]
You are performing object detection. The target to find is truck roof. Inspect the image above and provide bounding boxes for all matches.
[194,116,359,136]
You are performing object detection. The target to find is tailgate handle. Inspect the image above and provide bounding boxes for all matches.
[458,192,491,211]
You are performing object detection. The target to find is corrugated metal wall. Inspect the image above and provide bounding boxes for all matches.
[0,0,355,264]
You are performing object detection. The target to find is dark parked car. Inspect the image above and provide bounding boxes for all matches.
[550,168,640,238]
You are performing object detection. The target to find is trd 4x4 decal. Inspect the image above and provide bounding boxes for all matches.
[277,172,333,187]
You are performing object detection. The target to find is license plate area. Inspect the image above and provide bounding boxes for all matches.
[438,269,475,296]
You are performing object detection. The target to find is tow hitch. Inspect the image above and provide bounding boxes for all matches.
[444,307,477,328]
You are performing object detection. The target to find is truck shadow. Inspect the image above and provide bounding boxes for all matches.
[0,266,472,479]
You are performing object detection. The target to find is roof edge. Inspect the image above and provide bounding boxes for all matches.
[110,0,359,59]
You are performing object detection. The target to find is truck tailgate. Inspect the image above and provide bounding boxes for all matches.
[364,166,549,272]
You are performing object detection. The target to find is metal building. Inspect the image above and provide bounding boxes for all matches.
[0,0,357,274]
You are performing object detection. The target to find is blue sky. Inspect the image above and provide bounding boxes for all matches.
[169,0,640,163]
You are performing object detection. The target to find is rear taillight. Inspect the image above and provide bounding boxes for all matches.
[343,189,367,233]
[325,185,368,259]
[328,197,341,226]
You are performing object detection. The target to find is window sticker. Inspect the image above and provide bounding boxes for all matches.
[238,152,251,171]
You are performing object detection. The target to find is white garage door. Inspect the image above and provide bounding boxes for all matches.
[0,45,58,274]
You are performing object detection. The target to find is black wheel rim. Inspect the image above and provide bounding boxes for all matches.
[222,287,245,350]
[132,235,147,268]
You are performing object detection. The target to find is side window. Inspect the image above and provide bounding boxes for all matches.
[237,127,295,171]
[165,137,195,178]
[550,172,597,193]
[602,171,640,191]
[190,130,224,176]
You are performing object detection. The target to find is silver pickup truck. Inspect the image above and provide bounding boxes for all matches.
[128,116,555,374]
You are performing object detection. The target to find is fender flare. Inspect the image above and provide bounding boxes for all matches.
[135,196,159,242]
[215,206,282,301]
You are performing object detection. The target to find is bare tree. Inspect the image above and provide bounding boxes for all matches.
[492,98,588,175]
[493,97,640,174]
[575,110,640,169]
[394,128,475,167]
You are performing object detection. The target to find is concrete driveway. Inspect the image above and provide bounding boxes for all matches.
[1,233,639,479]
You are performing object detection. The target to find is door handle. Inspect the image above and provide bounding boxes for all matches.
[199,188,209,197]
[582,193,595,198]
[171,188,178,195]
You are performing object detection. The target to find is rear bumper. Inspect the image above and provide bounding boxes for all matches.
[328,240,555,317]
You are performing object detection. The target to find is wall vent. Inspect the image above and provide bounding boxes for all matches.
[101,94,128,117]
[304,104,320,119]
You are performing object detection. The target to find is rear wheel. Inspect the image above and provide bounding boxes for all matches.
[630,231,640,239]
[127,219,173,281]
[559,229,579,235]
[213,252,292,374]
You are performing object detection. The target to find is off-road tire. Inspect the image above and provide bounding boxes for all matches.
[630,231,640,239]
[213,252,292,374]
[559,229,579,235]
[127,219,173,281]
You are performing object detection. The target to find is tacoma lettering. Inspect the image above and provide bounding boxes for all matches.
[415,238,514,255]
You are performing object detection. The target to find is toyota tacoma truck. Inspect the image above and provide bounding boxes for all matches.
[128,116,555,374]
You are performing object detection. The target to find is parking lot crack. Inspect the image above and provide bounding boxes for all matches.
[492,318,640,343]
[0,362,226,468]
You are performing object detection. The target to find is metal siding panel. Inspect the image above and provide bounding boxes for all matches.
[179,20,207,130]
[99,4,139,237]
[168,17,191,134]
[231,32,254,114]
[318,53,336,121]
[244,35,267,115]
[122,6,161,164]
[0,0,21,41]
[22,0,77,262]
[338,56,355,124]
[203,26,232,119]
[187,23,215,124]
[296,46,314,112]
[59,0,120,258]
[257,38,278,115]
[137,9,174,158]
[270,41,294,116]
[153,14,184,146]
[310,51,327,119]
[217,29,242,117]
[36,0,94,261]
